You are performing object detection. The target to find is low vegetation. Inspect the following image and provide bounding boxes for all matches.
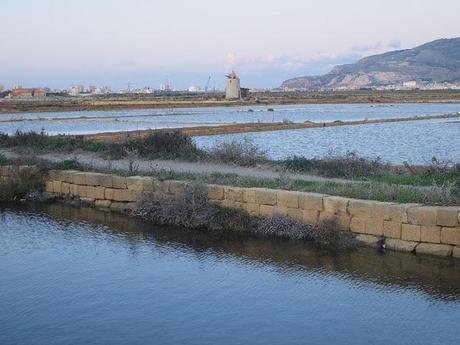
[133,183,348,245]
[0,168,45,202]
[206,138,268,166]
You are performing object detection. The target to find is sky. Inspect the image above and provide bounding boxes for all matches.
[0,0,459,90]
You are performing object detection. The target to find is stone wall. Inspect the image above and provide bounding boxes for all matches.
[38,169,460,259]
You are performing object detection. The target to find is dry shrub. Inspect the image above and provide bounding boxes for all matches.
[206,138,268,166]
[0,168,45,202]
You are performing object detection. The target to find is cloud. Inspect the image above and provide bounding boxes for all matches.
[349,40,402,54]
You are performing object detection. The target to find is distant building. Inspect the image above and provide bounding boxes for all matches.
[188,85,202,93]
[68,85,85,95]
[159,83,171,92]
[10,87,46,98]
[225,70,241,99]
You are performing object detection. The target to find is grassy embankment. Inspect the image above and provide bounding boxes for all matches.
[1,130,459,205]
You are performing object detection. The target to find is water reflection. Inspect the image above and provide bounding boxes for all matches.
[9,203,460,302]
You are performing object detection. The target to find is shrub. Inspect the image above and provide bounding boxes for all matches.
[0,168,44,202]
[206,138,268,166]
[284,152,386,179]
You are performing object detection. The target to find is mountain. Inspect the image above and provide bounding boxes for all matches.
[281,37,460,90]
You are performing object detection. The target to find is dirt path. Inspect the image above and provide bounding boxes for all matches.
[1,150,354,184]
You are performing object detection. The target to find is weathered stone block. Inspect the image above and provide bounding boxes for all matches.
[243,189,256,203]
[71,172,86,185]
[436,207,460,227]
[319,212,351,231]
[287,207,303,221]
[45,181,54,193]
[154,180,170,193]
[350,217,366,234]
[224,187,245,203]
[453,247,460,259]
[323,196,350,215]
[385,203,419,223]
[86,186,105,200]
[48,170,64,181]
[169,181,188,194]
[420,225,441,244]
[244,203,260,216]
[370,202,396,221]
[62,170,78,183]
[95,200,112,209]
[440,227,460,246]
[259,205,275,216]
[365,218,384,236]
[61,182,70,195]
[221,199,236,209]
[407,206,437,226]
[127,176,154,192]
[274,206,288,216]
[383,221,401,239]
[69,184,79,196]
[416,243,453,257]
[105,188,121,201]
[112,175,127,189]
[299,193,324,211]
[348,199,374,218]
[52,181,62,194]
[277,191,299,209]
[84,173,112,187]
[356,234,380,247]
[401,223,421,242]
[255,189,277,206]
[385,239,418,252]
[302,210,319,225]
[207,185,224,200]
[76,185,88,198]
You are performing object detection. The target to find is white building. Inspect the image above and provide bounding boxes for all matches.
[225,70,241,99]
[188,85,202,93]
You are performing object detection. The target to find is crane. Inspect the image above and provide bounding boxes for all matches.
[204,76,211,93]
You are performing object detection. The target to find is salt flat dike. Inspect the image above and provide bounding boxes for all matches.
[82,112,460,141]
[2,166,460,260]
[2,90,460,114]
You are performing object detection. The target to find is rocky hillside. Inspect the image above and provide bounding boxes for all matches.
[282,37,460,89]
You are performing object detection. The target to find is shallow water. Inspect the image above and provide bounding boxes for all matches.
[0,102,458,135]
[1,204,460,345]
[195,118,460,164]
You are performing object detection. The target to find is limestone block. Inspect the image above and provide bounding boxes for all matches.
[62,170,78,183]
[207,185,224,200]
[350,217,366,234]
[370,202,396,220]
[415,243,453,257]
[221,199,236,209]
[169,180,188,194]
[154,180,170,193]
[303,210,319,225]
[287,207,303,221]
[436,207,460,227]
[76,185,88,198]
[401,223,421,242]
[277,191,299,209]
[348,199,375,218]
[52,181,62,194]
[299,193,324,211]
[86,186,105,200]
[319,212,350,231]
[127,176,154,192]
[407,206,437,226]
[45,181,54,193]
[243,189,256,203]
[323,196,350,216]
[365,218,384,236]
[274,206,288,216]
[95,200,112,209]
[355,234,380,247]
[48,170,64,181]
[259,205,275,216]
[244,203,260,216]
[453,247,460,259]
[255,189,277,206]
[105,188,122,201]
[224,187,245,203]
[69,184,79,196]
[71,172,86,185]
[385,239,418,252]
[112,175,127,189]
[440,227,460,246]
[61,182,70,195]
[85,173,113,188]
[384,203,419,223]
[420,225,441,244]
[383,221,401,239]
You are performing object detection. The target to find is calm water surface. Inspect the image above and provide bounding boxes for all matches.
[0,103,458,135]
[1,204,460,345]
[195,118,460,164]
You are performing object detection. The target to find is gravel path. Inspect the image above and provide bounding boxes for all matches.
[1,150,354,184]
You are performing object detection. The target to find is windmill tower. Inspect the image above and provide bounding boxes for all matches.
[225,70,241,99]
